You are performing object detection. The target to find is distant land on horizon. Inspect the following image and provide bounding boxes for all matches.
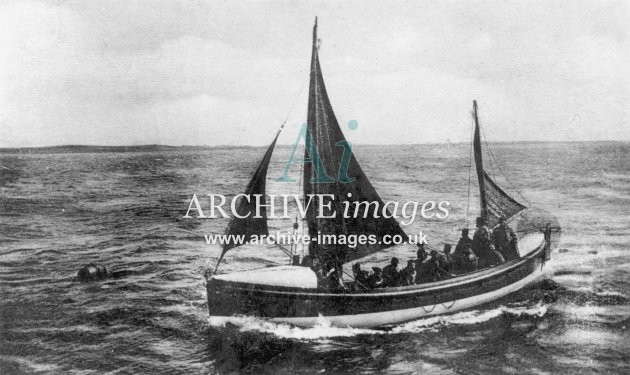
[0,144,255,154]
[0,141,627,155]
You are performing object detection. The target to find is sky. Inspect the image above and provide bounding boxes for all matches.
[0,0,628,147]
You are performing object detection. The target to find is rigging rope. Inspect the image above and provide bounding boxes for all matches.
[479,125,498,181]
[283,77,309,128]
[466,115,475,225]
[214,78,310,273]
[480,124,531,206]
[282,77,310,263]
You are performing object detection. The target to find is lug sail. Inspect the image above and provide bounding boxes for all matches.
[473,100,526,228]
[217,131,280,266]
[304,18,408,270]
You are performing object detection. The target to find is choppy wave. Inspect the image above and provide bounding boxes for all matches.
[1,143,629,374]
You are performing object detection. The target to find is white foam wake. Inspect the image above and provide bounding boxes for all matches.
[208,314,383,339]
[208,302,548,339]
[391,302,547,333]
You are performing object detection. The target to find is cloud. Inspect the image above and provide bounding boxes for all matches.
[0,0,627,147]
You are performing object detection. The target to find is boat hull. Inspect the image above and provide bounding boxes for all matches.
[206,233,551,328]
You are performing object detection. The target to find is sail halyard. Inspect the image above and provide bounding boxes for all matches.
[304,18,408,270]
[472,100,526,228]
[472,100,488,219]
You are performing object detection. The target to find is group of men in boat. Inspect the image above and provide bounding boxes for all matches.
[304,216,520,292]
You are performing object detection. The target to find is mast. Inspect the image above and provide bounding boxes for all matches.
[471,100,527,228]
[303,18,407,270]
[472,100,488,221]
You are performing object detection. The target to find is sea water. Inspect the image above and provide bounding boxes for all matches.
[0,142,628,373]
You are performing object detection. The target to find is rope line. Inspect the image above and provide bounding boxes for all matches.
[421,297,438,313]
[479,119,531,206]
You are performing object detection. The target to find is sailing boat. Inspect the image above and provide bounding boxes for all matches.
[205,19,558,328]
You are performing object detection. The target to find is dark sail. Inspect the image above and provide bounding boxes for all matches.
[473,100,526,228]
[219,131,280,261]
[304,18,408,269]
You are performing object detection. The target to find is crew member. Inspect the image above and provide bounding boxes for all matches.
[493,217,520,261]
[382,257,400,287]
[452,228,478,273]
[430,249,452,280]
[367,267,384,288]
[473,217,494,269]
[352,263,371,289]
[415,251,439,283]
[399,260,416,286]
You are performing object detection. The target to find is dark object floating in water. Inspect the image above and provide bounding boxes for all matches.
[588,250,598,255]
[77,263,107,282]
[558,248,569,253]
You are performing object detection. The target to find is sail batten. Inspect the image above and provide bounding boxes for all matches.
[473,101,526,228]
[304,20,408,270]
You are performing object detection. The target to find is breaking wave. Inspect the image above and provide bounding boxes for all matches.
[207,302,548,339]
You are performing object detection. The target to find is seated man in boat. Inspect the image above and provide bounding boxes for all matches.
[431,249,453,280]
[473,217,498,269]
[367,267,384,288]
[414,244,439,284]
[381,257,400,287]
[416,243,428,263]
[489,244,506,266]
[352,263,371,289]
[322,257,347,292]
[413,243,427,278]
[415,251,439,284]
[326,267,345,292]
[492,217,520,261]
[455,228,473,253]
[398,260,416,286]
[451,228,478,274]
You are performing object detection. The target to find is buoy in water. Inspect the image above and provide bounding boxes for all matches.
[77,263,107,282]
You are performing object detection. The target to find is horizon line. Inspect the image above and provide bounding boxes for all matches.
[0,139,628,152]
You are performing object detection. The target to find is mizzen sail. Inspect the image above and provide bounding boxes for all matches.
[304,18,407,269]
[473,100,526,228]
